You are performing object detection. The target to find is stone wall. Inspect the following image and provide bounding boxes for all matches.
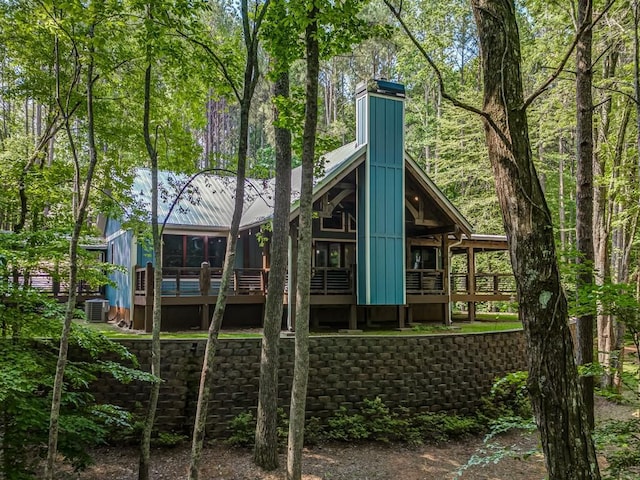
[92,331,527,438]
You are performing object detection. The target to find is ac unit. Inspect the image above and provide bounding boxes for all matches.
[85,299,109,323]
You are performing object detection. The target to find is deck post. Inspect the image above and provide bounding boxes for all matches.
[287,225,298,331]
[467,247,476,322]
[144,262,154,333]
[442,234,452,325]
[398,305,406,329]
[349,304,357,330]
[200,262,211,329]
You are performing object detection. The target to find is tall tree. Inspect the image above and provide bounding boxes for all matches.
[575,0,595,428]
[187,1,270,478]
[286,4,318,479]
[45,13,102,478]
[470,0,600,477]
[138,4,162,478]
[253,66,292,471]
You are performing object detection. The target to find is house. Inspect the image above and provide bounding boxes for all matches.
[103,79,515,331]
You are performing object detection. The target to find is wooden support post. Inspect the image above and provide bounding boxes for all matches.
[442,234,452,325]
[199,262,211,295]
[467,247,476,322]
[200,262,210,330]
[398,305,406,329]
[201,303,209,330]
[349,304,357,330]
[287,225,298,331]
[144,262,154,333]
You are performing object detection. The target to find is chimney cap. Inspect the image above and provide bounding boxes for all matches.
[356,79,405,98]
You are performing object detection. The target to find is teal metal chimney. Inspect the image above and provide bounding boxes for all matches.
[356,79,406,305]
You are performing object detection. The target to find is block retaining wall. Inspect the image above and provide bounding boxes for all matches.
[92,331,527,438]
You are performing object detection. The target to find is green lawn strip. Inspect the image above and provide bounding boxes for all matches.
[75,319,522,339]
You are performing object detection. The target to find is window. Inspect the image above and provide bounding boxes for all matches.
[207,237,227,268]
[410,246,439,270]
[315,241,351,268]
[163,235,184,267]
[186,236,205,267]
[321,211,345,232]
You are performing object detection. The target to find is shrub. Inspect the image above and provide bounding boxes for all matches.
[481,371,532,420]
[227,411,256,447]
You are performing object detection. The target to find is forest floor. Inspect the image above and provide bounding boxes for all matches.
[62,397,636,480]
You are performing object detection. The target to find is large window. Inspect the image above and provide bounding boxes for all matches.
[314,241,354,268]
[207,237,227,268]
[186,236,205,267]
[162,234,227,268]
[163,235,184,267]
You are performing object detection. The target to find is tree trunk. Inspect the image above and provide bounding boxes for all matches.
[253,68,291,470]
[470,1,600,478]
[558,134,567,259]
[575,0,595,428]
[188,2,266,477]
[45,27,100,479]
[286,10,319,480]
[594,47,617,389]
[138,50,163,480]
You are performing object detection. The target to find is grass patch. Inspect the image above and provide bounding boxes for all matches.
[74,317,521,340]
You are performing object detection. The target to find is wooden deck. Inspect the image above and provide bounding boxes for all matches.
[14,273,104,303]
[133,265,514,304]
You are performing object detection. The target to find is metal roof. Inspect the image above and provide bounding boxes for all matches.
[130,141,474,235]
[132,169,241,230]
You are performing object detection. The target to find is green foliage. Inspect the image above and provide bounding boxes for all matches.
[227,411,257,447]
[481,371,532,422]
[227,397,484,448]
[596,419,640,480]
[0,280,151,477]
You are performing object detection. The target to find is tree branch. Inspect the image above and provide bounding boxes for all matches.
[382,0,513,152]
[522,0,616,110]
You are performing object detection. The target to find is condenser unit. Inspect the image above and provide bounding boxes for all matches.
[85,299,109,323]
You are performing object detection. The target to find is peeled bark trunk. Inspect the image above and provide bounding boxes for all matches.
[470,1,600,478]
[286,11,319,480]
[253,68,292,470]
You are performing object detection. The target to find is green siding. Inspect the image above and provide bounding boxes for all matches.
[357,89,405,305]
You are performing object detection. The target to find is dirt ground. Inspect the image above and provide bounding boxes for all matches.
[65,429,545,480]
[60,396,639,480]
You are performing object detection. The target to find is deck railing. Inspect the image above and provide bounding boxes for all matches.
[310,267,353,295]
[135,266,266,297]
[451,273,516,295]
[134,265,516,298]
[15,273,102,298]
[405,269,445,294]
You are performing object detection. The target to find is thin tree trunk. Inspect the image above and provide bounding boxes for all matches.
[286,10,319,480]
[594,47,617,389]
[45,26,99,479]
[253,68,291,470]
[575,0,595,428]
[138,46,163,480]
[188,2,267,476]
[559,134,567,258]
[470,1,600,478]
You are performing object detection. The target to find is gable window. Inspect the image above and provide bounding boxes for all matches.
[321,211,345,232]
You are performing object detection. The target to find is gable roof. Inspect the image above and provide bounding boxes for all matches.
[128,142,474,235]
